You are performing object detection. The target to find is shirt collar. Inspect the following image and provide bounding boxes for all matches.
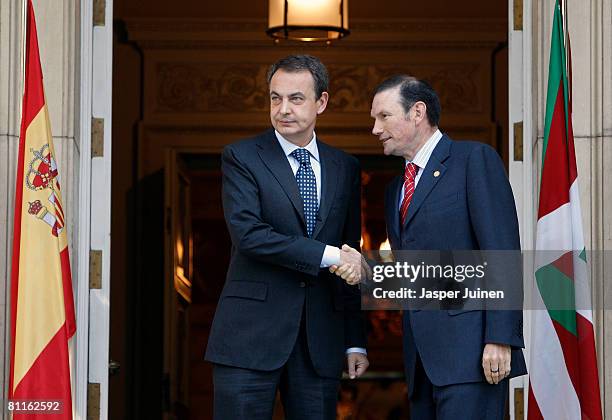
[408,129,443,170]
[274,130,320,163]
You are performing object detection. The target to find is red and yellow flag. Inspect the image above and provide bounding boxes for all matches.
[9,1,76,418]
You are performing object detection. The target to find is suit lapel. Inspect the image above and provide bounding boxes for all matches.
[312,141,338,239]
[256,131,306,227]
[403,135,452,227]
[386,175,403,245]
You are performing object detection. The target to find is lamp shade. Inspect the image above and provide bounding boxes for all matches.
[267,0,349,42]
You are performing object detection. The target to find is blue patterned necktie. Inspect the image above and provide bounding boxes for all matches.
[290,148,318,237]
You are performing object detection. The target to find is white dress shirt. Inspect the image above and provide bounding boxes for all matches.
[398,129,443,209]
[274,131,341,268]
[275,131,366,356]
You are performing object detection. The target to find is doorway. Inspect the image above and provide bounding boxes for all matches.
[163,152,409,419]
[110,0,511,417]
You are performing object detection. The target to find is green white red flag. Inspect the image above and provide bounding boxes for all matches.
[528,0,602,419]
[9,1,76,418]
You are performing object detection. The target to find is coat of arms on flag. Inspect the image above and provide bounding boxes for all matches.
[26,144,66,237]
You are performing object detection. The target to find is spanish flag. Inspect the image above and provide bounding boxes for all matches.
[9,1,76,418]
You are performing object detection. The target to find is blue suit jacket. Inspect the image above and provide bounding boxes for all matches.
[384,134,527,391]
[205,129,366,379]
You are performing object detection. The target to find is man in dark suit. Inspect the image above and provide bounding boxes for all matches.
[205,55,369,420]
[369,75,526,419]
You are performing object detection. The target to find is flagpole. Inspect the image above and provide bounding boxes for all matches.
[10,0,28,400]
[564,0,572,112]
[559,0,573,113]
[560,0,567,40]
[560,0,570,82]
[20,0,27,125]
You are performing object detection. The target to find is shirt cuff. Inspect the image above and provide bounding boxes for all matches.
[345,347,367,355]
[320,245,341,268]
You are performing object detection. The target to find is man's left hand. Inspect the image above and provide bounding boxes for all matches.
[482,343,511,384]
[347,352,369,379]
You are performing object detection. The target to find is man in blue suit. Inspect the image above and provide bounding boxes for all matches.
[205,55,369,420]
[369,75,526,419]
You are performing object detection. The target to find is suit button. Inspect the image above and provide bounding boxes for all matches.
[299,282,306,288]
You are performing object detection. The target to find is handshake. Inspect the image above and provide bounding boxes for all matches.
[329,244,372,286]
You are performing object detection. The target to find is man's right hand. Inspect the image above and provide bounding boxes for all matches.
[329,244,362,285]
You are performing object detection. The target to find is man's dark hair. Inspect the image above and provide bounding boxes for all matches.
[267,55,329,99]
[374,75,441,126]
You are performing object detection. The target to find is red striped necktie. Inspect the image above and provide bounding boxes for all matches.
[400,162,419,225]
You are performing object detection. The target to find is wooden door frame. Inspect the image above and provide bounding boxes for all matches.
[508,0,535,418]
[78,0,114,418]
[163,149,193,418]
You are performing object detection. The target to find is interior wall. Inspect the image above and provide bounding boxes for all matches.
[110,26,142,419]
[114,0,505,19]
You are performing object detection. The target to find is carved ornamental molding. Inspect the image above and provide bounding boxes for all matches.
[121,17,506,151]
[124,18,506,47]
[155,63,481,115]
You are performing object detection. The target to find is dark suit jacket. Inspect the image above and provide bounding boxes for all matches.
[384,134,527,391]
[205,129,366,379]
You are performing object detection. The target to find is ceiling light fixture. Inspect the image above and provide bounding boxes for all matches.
[267,0,349,43]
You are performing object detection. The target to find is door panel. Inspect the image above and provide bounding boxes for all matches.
[164,151,193,419]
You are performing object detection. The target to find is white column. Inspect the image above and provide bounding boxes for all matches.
[508,0,534,417]
[600,0,612,417]
[0,1,25,414]
[80,0,114,417]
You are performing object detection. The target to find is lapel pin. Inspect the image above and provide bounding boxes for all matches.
[433,170,440,177]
